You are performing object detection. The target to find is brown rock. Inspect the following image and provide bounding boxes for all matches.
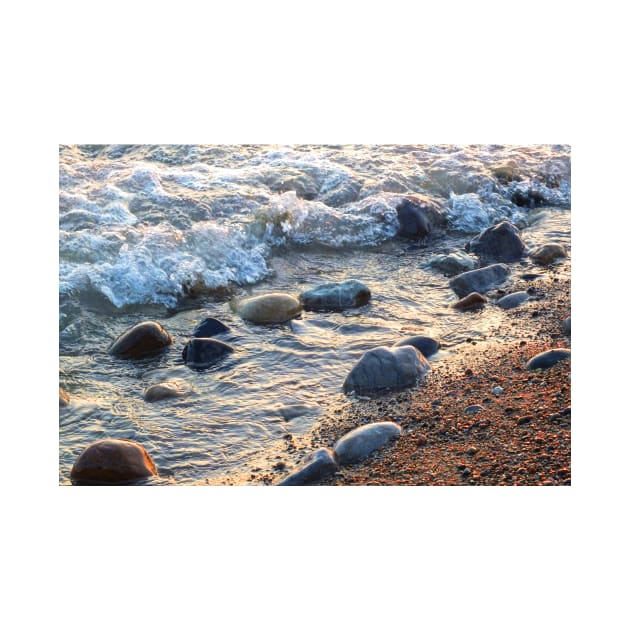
[144,380,189,402]
[530,243,567,265]
[109,321,172,358]
[453,292,488,311]
[59,387,70,407]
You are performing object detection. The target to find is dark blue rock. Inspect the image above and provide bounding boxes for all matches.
[192,317,230,337]
[182,337,234,368]
[333,422,402,465]
[497,291,529,309]
[277,448,338,485]
[449,263,510,298]
[465,221,526,262]
[392,335,440,358]
[300,280,371,312]
[526,348,571,371]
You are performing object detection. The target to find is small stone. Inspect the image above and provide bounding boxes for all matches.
[461,467,472,477]
[182,337,234,368]
[530,243,568,265]
[493,386,504,395]
[144,380,189,402]
[466,447,478,455]
[526,349,571,371]
[464,405,484,414]
[192,317,230,337]
[453,292,487,311]
[497,291,529,310]
[333,422,402,465]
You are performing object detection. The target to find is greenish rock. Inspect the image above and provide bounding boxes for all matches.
[333,422,402,465]
[300,280,371,312]
[236,293,302,324]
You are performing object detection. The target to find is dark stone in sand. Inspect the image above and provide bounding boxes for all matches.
[144,380,189,402]
[526,348,571,371]
[59,387,70,407]
[300,280,371,312]
[465,221,526,262]
[343,345,430,394]
[563,316,571,335]
[192,317,230,338]
[395,195,446,240]
[449,263,510,298]
[333,422,402,465]
[277,448,338,485]
[497,291,529,310]
[182,338,234,368]
[530,243,568,265]
[70,438,157,484]
[464,405,484,415]
[109,321,172,359]
[392,335,440,358]
[520,273,543,281]
[453,292,487,311]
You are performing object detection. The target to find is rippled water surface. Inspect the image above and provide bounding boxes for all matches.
[59,144,571,485]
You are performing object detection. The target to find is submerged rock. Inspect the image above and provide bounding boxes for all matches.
[530,243,568,265]
[300,280,371,312]
[453,292,487,311]
[333,422,402,465]
[70,438,157,484]
[235,293,302,324]
[144,380,190,402]
[109,321,172,359]
[563,316,571,335]
[392,335,440,358]
[277,448,338,486]
[449,263,510,298]
[428,251,477,276]
[395,195,446,239]
[465,221,526,262]
[59,387,70,407]
[182,338,234,368]
[526,348,571,371]
[343,345,430,394]
[192,317,230,338]
[497,291,529,310]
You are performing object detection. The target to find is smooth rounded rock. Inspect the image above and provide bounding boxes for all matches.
[300,280,371,312]
[530,243,567,265]
[109,321,172,359]
[497,291,529,310]
[526,348,571,371]
[453,292,487,311]
[428,251,477,276]
[182,337,234,368]
[235,293,302,324]
[277,448,338,485]
[59,387,70,407]
[395,195,446,239]
[343,345,430,394]
[563,316,571,335]
[192,317,230,338]
[70,438,157,484]
[465,221,526,262]
[333,422,402,465]
[449,263,510,298]
[464,405,484,414]
[144,380,189,402]
[392,335,440,358]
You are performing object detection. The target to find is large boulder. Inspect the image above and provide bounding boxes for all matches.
[70,438,157,484]
[333,422,402,465]
[235,293,302,324]
[182,338,234,368]
[144,380,190,402]
[300,280,371,312]
[530,243,568,265]
[395,195,446,239]
[109,321,172,359]
[277,448,338,486]
[497,291,529,310]
[192,317,230,337]
[449,263,510,298]
[526,348,571,371]
[392,335,440,357]
[343,345,430,394]
[465,221,526,262]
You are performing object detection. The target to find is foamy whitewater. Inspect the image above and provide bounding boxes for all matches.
[59,144,571,484]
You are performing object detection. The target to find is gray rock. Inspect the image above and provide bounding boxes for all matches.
[428,251,477,276]
[343,345,430,394]
[192,317,230,337]
[464,405,484,414]
[277,448,338,485]
[109,320,172,359]
[300,280,371,312]
[395,195,447,239]
[449,263,510,298]
[59,387,70,407]
[182,338,234,368]
[530,243,567,265]
[453,292,487,311]
[497,291,529,309]
[235,293,302,324]
[392,335,440,358]
[333,422,402,465]
[279,404,320,421]
[465,221,526,262]
[526,348,571,370]
[563,316,571,335]
[144,380,189,402]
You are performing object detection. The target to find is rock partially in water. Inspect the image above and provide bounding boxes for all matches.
[59,387,70,407]
[70,438,157,484]
[300,280,371,312]
[392,335,440,358]
[192,317,230,338]
[333,422,402,465]
[530,243,568,265]
[526,348,571,371]
[497,291,529,310]
[395,195,446,239]
[453,292,487,311]
[563,316,571,335]
[449,263,510,298]
[491,161,522,184]
[510,187,547,208]
[235,293,302,324]
[144,380,190,402]
[343,345,430,394]
[277,448,338,485]
[109,321,172,359]
[279,404,320,421]
[428,251,477,276]
[182,338,234,368]
[465,221,526,262]
[263,170,319,200]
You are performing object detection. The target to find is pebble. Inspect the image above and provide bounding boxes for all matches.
[464,404,484,414]
[493,386,504,395]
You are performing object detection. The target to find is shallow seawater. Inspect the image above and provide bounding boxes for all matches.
[59,144,571,485]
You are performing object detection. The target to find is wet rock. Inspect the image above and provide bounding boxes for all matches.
[510,187,547,208]
[493,386,504,395]
[563,316,571,335]
[343,345,430,394]
[465,221,526,262]
[526,348,571,371]
[395,195,446,239]
[497,291,529,310]
[392,335,440,358]
[144,380,189,402]
[318,178,362,207]
[453,292,487,311]
[491,161,522,184]
[182,338,234,368]
[449,263,510,298]
[333,422,402,465]
[235,293,302,324]
[300,280,371,312]
[279,404,320,421]
[59,387,70,407]
[277,448,338,485]
[464,405,484,414]
[428,251,477,276]
[109,321,172,359]
[192,317,230,337]
[530,243,568,265]
[70,438,157,484]
[264,170,319,200]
